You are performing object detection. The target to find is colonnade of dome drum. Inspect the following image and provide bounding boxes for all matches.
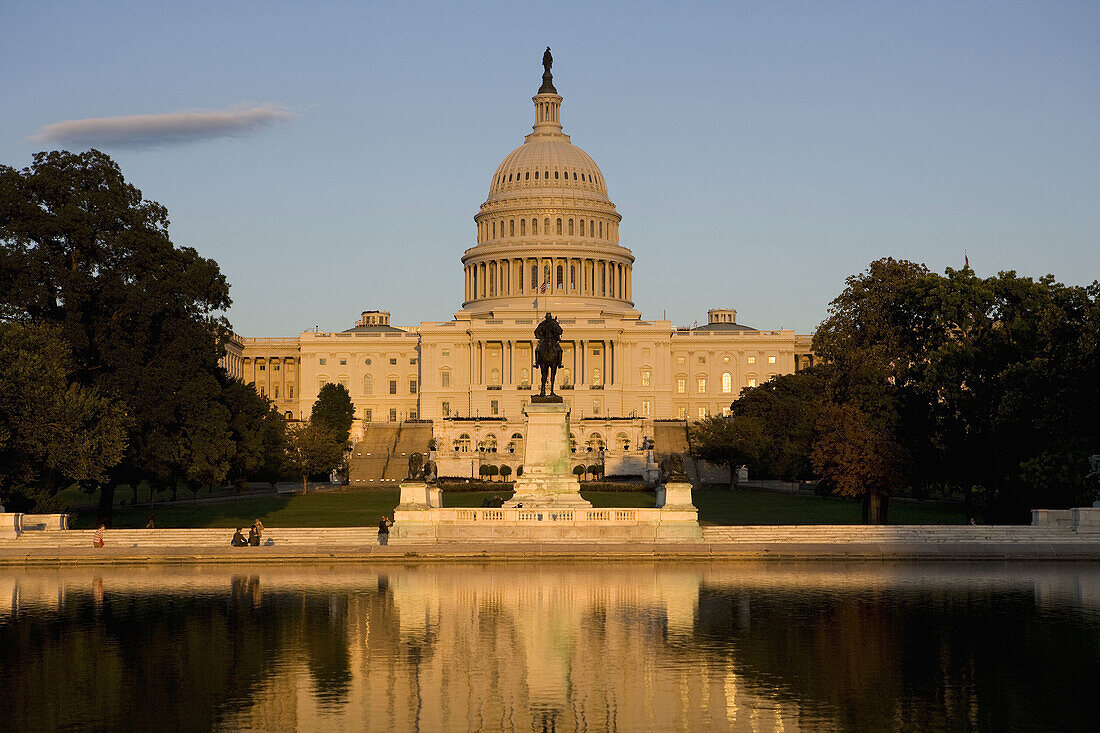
[463,255,632,304]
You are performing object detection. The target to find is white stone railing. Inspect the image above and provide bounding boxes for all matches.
[438,507,646,524]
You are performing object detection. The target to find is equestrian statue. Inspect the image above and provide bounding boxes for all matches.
[534,312,563,398]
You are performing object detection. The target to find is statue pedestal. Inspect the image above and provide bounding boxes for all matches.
[506,401,590,508]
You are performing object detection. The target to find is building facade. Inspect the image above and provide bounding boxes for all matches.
[240,62,812,462]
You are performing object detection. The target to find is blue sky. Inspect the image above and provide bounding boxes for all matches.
[2,1,1097,336]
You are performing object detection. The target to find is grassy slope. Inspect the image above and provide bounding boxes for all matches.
[75,486,967,528]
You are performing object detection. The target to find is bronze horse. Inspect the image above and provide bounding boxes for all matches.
[534,312,563,397]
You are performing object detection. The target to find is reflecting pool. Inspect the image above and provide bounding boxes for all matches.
[2,562,1099,732]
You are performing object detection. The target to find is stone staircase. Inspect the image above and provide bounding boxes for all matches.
[382,423,434,481]
[701,525,1098,543]
[349,424,401,486]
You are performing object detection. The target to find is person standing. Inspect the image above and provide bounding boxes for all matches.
[253,519,264,543]
[377,516,391,546]
[93,524,105,548]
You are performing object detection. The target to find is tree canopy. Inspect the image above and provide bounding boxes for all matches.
[0,323,128,511]
[311,383,355,445]
[0,150,280,520]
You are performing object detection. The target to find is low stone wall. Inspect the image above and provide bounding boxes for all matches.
[1032,508,1100,532]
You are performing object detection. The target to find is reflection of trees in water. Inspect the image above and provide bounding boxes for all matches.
[693,583,1100,732]
[0,576,398,731]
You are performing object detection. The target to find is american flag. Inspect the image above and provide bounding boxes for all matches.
[539,281,549,294]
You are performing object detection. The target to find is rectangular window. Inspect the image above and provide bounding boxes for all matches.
[747,377,757,388]
[409,380,417,394]
[677,356,686,365]
[676,378,686,394]
[442,401,450,417]
[697,377,706,393]
[641,399,651,417]
[490,400,499,415]
[339,359,347,366]
[289,386,294,399]
[698,406,707,419]
[722,406,731,417]
[388,408,397,422]
[273,363,280,371]
[747,356,756,364]
[641,369,651,386]
[364,408,372,422]
[592,400,601,414]
[410,358,417,365]
[698,356,706,364]
[768,355,776,364]
[274,386,279,399]
[677,407,686,420]
[389,380,397,395]
[259,365,265,371]
[441,372,450,387]
[259,386,265,397]
[319,358,327,366]
[408,409,417,420]
[442,349,450,357]
[389,358,397,365]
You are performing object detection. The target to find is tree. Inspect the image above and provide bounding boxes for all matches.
[284,421,345,495]
[487,465,500,482]
[811,402,906,524]
[311,383,354,445]
[0,323,128,511]
[690,415,767,489]
[729,368,828,481]
[499,465,512,483]
[587,464,603,481]
[572,465,585,481]
[1,150,234,524]
[478,464,491,482]
[223,379,287,491]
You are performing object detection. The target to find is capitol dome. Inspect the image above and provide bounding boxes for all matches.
[462,52,634,315]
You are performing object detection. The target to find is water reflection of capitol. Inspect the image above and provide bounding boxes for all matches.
[5,564,1099,732]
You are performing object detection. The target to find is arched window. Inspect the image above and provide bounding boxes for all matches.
[616,432,629,451]
[557,218,562,235]
[532,218,538,235]
[544,217,550,232]
[586,432,604,451]
[492,221,496,237]
[599,221,603,237]
[570,265,576,290]
[569,432,577,453]
[722,373,732,394]
[530,263,537,287]
[490,368,501,386]
[544,264,551,286]
[285,411,293,420]
[520,219,526,236]
[589,220,595,237]
[556,265,564,289]
[569,218,574,235]
[455,434,471,452]
[580,219,585,236]
[554,170,559,179]
[363,375,373,394]
[481,434,498,452]
[489,267,495,296]
[525,171,529,180]
[510,219,515,236]
[518,266,524,292]
[534,170,539,179]
[510,432,524,454]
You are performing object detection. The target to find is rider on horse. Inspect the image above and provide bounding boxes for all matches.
[534,312,563,397]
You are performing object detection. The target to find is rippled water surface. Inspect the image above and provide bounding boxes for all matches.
[2,562,1099,732]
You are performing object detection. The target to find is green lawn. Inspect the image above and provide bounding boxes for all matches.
[72,490,400,529]
[72,486,968,529]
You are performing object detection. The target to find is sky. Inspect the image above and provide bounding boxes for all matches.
[2,1,1097,336]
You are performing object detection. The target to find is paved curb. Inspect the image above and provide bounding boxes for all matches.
[3,541,1100,565]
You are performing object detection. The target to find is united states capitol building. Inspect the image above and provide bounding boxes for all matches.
[226,56,812,478]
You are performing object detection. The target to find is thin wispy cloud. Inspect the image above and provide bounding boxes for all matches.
[30,104,295,147]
